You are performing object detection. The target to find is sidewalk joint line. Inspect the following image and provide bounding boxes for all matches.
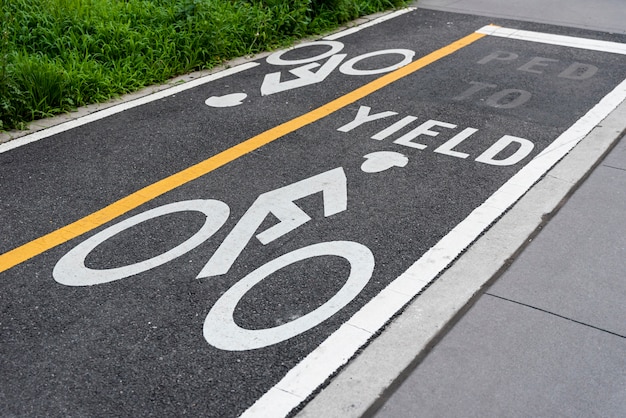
[486,293,626,339]
[602,163,626,173]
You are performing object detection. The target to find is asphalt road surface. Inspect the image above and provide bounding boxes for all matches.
[2,8,626,417]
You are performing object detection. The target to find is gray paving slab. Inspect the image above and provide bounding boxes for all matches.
[418,0,626,34]
[374,295,626,418]
[488,145,626,337]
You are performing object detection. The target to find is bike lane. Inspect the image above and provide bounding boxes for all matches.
[1,8,626,417]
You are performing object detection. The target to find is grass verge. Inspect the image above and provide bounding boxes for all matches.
[0,0,410,131]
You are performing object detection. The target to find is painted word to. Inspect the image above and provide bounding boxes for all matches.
[453,51,599,109]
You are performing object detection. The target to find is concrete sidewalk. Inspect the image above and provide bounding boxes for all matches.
[418,0,626,34]
[373,1,626,416]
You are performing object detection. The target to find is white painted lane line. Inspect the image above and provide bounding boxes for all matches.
[0,62,260,154]
[324,7,417,41]
[242,73,626,417]
[477,25,626,54]
[297,99,626,418]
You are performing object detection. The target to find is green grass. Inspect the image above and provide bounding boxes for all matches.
[0,0,410,131]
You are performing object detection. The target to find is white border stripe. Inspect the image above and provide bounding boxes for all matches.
[324,8,416,40]
[477,25,626,54]
[241,55,626,418]
[0,62,259,154]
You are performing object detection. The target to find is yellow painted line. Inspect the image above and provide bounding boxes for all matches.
[0,29,489,274]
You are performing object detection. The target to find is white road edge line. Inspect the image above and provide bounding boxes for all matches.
[0,6,418,154]
[297,96,626,418]
[324,7,417,40]
[476,25,626,54]
[241,29,626,418]
[0,62,259,154]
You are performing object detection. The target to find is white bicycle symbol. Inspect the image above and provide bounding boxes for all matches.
[53,167,375,351]
[205,40,416,106]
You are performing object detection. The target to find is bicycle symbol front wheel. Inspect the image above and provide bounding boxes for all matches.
[203,241,374,351]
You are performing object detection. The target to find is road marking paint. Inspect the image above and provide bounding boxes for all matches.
[241,49,626,418]
[324,7,417,41]
[0,63,260,154]
[0,30,488,274]
[477,25,626,54]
